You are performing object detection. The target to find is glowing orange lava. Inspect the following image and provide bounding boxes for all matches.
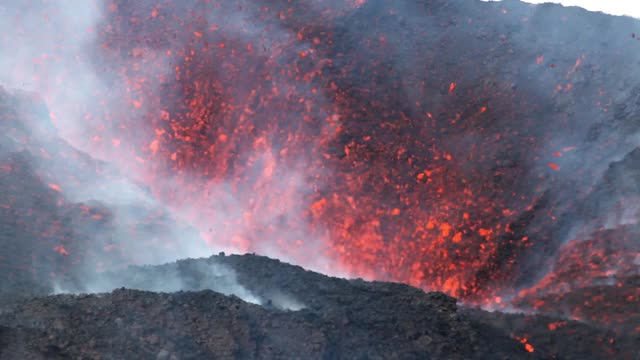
[5,1,637,320]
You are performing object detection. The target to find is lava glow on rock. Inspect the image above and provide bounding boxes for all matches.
[1,0,639,333]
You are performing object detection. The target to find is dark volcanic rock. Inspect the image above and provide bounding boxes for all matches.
[509,148,640,334]
[0,254,637,359]
[576,146,640,228]
[463,309,640,360]
[0,256,537,360]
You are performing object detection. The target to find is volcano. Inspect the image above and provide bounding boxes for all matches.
[0,0,639,358]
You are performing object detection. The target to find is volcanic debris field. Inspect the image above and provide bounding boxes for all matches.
[1,0,640,358]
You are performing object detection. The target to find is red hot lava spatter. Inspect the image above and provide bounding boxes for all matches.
[81,0,545,303]
[6,0,638,325]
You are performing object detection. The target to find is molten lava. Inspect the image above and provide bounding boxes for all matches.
[86,0,540,301]
[57,0,634,308]
[2,0,638,334]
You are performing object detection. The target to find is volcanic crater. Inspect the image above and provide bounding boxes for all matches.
[0,0,639,359]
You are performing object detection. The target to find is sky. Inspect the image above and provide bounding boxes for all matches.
[484,0,640,19]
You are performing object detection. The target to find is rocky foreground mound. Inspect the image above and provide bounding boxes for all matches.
[0,254,637,359]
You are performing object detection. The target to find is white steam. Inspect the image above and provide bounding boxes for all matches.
[0,0,342,299]
[0,0,102,148]
[53,260,263,305]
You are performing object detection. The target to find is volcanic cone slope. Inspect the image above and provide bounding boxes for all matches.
[0,254,637,359]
